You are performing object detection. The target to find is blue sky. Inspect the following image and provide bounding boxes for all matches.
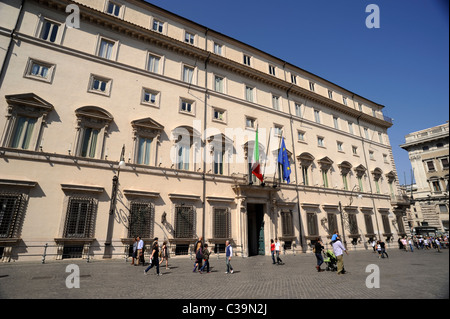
[147,0,449,185]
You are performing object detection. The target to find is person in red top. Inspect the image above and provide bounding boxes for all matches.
[270,239,276,264]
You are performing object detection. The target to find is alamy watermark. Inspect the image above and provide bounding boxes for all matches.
[365,264,380,288]
[366,4,380,29]
[65,264,80,289]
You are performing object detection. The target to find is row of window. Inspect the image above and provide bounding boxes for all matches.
[36,8,383,126]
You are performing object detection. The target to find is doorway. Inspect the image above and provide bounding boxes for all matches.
[247,203,265,256]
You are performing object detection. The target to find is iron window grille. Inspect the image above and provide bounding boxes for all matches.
[0,192,26,238]
[213,208,230,238]
[63,197,96,238]
[175,205,194,238]
[281,211,294,237]
[128,201,154,238]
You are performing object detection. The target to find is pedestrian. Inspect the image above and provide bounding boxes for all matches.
[275,238,283,264]
[144,241,161,276]
[331,230,340,242]
[376,241,383,258]
[408,237,414,252]
[401,237,408,251]
[435,237,442,253]
[159,241,170,269]
[314,237,325,272]
[136,236,144,266]
[193,241,203,272]
[131,237,137,265]
[225,240,234,274]
[332,238,348,275]
[199,243,211,273]
[270,239,276,264]
[371,239,376,253]
[380,240,389,258]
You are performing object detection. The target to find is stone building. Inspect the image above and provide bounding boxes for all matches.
[400,122,449,235]
[0,0,407,261]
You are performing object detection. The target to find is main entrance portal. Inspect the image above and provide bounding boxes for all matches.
[247,203,265,256]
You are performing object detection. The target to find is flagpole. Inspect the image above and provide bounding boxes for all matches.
[262,127,272,184]
[273,130,283,186]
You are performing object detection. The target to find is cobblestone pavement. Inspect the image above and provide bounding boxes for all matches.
[0,248,448,300]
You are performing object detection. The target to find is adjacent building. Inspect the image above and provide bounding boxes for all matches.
[400,122,449,235]
[0,0,408,262]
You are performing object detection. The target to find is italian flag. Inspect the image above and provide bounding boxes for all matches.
[251,129,263,182]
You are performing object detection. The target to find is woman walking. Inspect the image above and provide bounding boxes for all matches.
[144,241,161,276]
[159,241,170,269]
[314,237,325,272]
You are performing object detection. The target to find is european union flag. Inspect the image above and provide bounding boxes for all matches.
[277,137,291,184]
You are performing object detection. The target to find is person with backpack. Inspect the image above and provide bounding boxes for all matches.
[199,243,211,273]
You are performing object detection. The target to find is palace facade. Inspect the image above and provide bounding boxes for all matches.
[0,0,409,261]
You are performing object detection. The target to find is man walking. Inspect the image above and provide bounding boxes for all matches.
[136,236,144,266]
[332,239,348,275]
[225,240,234,274]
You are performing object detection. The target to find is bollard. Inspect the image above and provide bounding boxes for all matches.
[41,243,48,264]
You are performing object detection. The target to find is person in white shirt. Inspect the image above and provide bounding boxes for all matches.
[275,238,283,264]
[332,239,348,275]
[136,236,144,266]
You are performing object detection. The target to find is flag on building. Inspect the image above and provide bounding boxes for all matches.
[251,129,263,182]
[278,137,291,184]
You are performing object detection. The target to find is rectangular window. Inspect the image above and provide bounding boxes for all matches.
[147,54,160,73]
[364,128,370,139]
[180,99,193,113]
[337,141,343,152]
[63,197,95,238]
[352,146,358,155]
[128,202,153,238]
[177,144,190,170]
[175,206,194,238]
[291,74,297,84]
[348,122,354,135]
[214,43,222,55]
[183,65,194,83]
[152,19,164,33]
[301,166,309,186]
[272,95,280,110]
[89,76,110,94]
[25,59,55,83]
[98,39,114,59]
[281,211,294,236]
[245,117,256,129]
[441,158,449,170]
[214,75,224,92]
[328,90,333,99]
[357,176,364,192]
[80,127,99,158]
[269,65,276,76]
[137,137,152,165]
[0,193,25,238]
[306,213,318,236]
[214,150,224,175]
[381,214,391,234]
[213,208,230,238]
[426,161,435,171]
[322,170,329,188]
[243,54,251,66]
[327,213,338,235]
[40,19,59,43]
[314,110,320,123]
[317,137,324,147]
[213,108,225,122]
[10,116,37,150]
[185,31,195,44]
[274,125,283,137]
[309,82,315,92]
[432,181,442,192]
[333,116,339,129]
[297,131,305,142]
[142,88,159,106]
[245,86,254,102]
[295,103,302,117]
[106,1,121,16]
[364,214,374,235]
[369,151,374,160]
[342,173,349,190]
[348,214,358,235]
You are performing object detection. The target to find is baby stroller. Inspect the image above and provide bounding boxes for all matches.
[323,249,337,271]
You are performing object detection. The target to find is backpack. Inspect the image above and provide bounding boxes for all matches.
[196,247,203,260]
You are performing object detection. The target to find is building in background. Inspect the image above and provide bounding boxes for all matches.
[400,122,449,236]
[0,0,407,262]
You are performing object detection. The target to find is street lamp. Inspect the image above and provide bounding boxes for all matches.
[109,144,126,216]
